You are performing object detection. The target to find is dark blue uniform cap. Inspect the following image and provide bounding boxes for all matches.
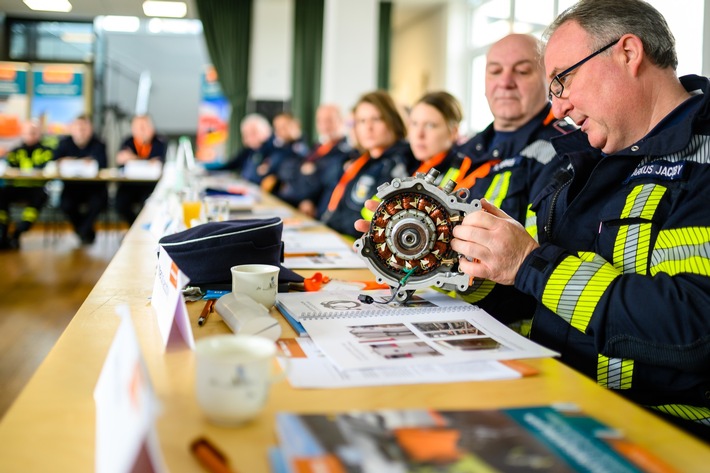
[158,217,303,288]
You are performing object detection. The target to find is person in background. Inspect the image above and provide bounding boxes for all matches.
[54,114,108,245]
[359,91,472,222]
[209,113,274,182]
[450,33,574,314]
[321,90,416,238]
[356,37,573,317]
[114,114,167,224]
[407,91,468,181]
[0,120,54,249]
[458,33,574,231]
[259,112,309,193]
[277,104,357,217]
[451,0,710,442]
[357,34,574,254]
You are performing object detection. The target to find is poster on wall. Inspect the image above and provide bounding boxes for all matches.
[30,63,90,140]
[0,62,30,156]
[196,65,230,163]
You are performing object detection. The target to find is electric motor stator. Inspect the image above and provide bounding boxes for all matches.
[353,168,481,303]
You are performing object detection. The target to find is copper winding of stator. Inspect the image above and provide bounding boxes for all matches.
[369,192,460,276]
[354,169,480,302]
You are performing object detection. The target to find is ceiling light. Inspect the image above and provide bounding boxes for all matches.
[148,18,202,35]
[97,16,141,33]
[23,0,72,13]
[142,1,187,18]
[61,32,94,44]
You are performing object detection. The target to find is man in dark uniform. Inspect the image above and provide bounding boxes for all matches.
[54,114,108,244]
[277,104,357,217]
[261,112,309,193]
[115,115,167,224]
[208,113,274,181]
[0,120,54,249]
[452,0,710,442]
[458,33,574,232]
[452,34,575,310]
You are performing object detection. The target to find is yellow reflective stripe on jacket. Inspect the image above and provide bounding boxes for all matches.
[21,207,39,222]
[524,203,537,241]
[597,354,633,389]
[458,279,496,304]
[649,404,710,426]
[650,227,710,277]
[483,171,511,208]
[440,167,461,187]
[612,184,666,275]
[8,148,53,169]
[0,210,7,224]
[542,252,621,333]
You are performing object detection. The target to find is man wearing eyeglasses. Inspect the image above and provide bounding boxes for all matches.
[451,0,710,442]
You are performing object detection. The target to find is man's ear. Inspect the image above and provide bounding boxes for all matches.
[619,34,644,76]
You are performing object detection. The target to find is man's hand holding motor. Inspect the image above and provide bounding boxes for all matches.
[451,199,539,286]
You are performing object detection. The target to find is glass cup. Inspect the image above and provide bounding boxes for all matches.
[180,188,203,228]
[203,196,230,222]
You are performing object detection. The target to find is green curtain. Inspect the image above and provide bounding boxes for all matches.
[292,0,325,145]
[195,0,252,156]
[378,1,392,90]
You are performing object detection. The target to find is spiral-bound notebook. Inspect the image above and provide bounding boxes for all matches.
[275,289,468,322]
[275,289,558,371]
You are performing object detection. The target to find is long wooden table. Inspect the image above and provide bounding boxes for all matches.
[0,189,708,472]
[0,168,160,183]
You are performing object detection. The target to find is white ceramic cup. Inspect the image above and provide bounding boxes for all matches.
[231,264,280,309]
[194,334,283,426]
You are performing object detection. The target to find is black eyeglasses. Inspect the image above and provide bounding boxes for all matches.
[548,38,620,101]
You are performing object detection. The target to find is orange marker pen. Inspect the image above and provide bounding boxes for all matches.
[190,436,235,473]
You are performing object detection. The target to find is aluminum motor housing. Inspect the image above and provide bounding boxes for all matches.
[353,168,480,302]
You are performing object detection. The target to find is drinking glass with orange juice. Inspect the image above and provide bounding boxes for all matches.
[180,189,203,228]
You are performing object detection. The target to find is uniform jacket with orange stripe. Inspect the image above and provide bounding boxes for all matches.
[514,75,710,428]
[458,103,573,223]
[321,140,416,238]
[277,137,357,215]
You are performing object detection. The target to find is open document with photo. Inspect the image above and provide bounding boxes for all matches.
[277,289,557,371]
[275,337,523,389]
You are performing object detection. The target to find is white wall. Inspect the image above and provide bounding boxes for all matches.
[649,0,704,77]
[321,0,379,114]
[444,0,469,130]
[101,0,382,137]
[103,0,295,137]
[103,30,209,134]
[390,3,447,108]
[249,0,293,101]
[95,0,710,139]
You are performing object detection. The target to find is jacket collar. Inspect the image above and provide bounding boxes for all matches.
[469,103,553,162]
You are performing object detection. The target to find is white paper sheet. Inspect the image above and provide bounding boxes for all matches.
[281,231,366,269]
[276,337,521,388]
